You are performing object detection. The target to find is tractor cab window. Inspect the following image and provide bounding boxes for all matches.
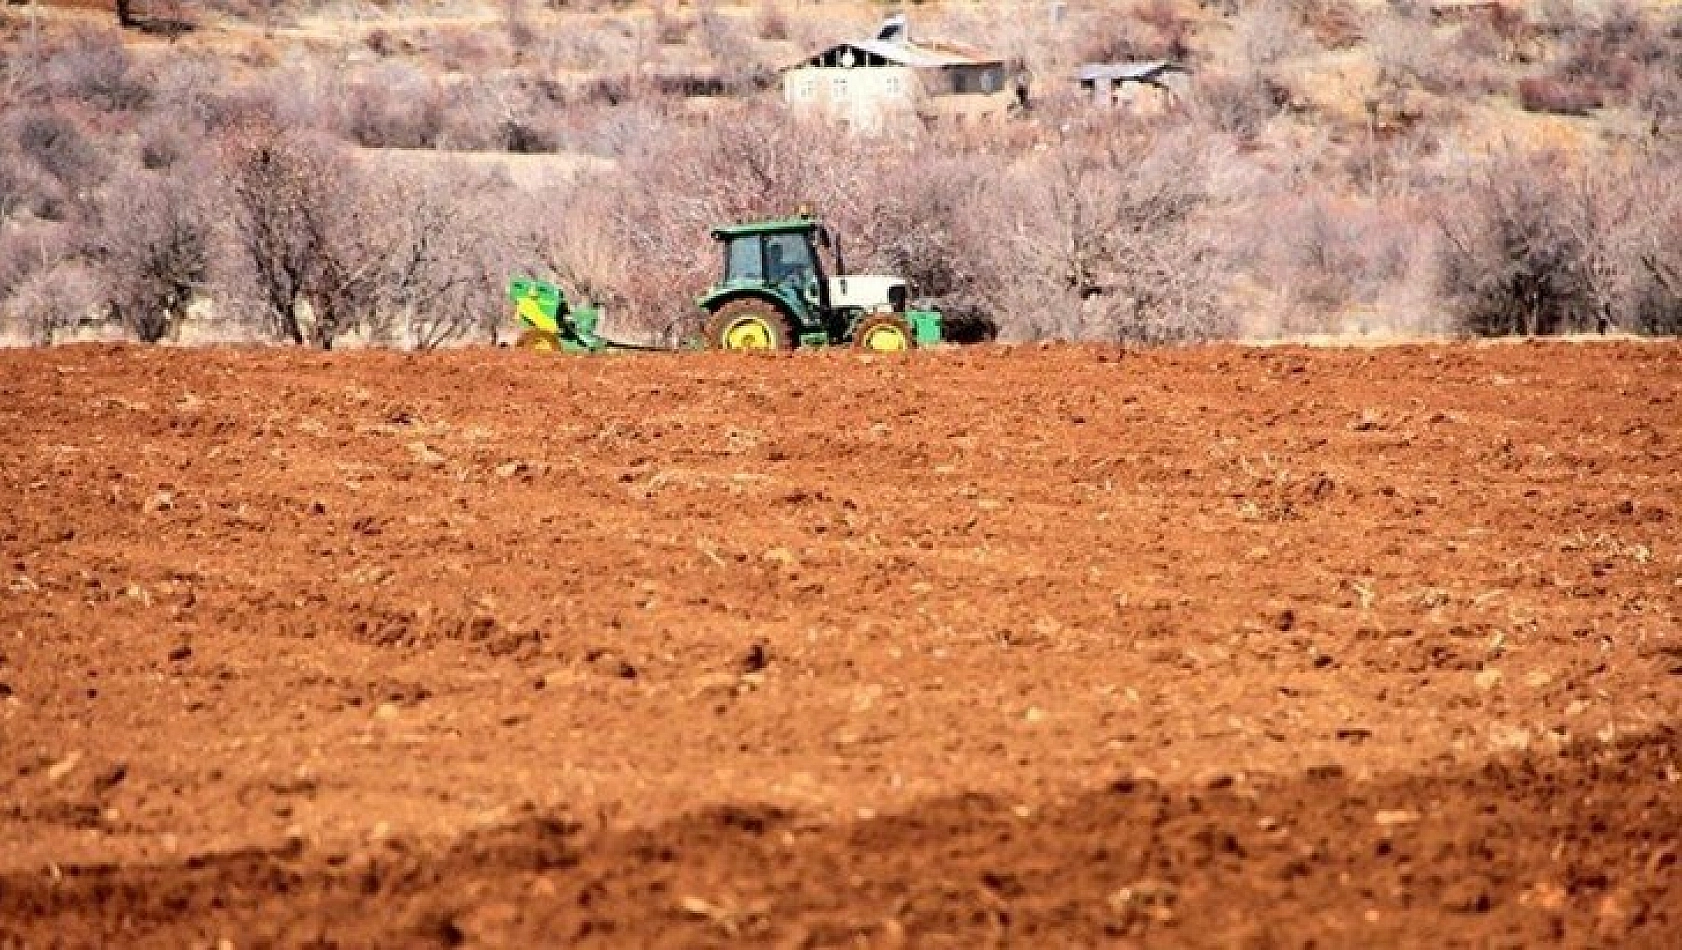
[724,236,764,284]
[764,232,818,287]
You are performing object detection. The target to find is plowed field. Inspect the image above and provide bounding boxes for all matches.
[2,342,1678,947]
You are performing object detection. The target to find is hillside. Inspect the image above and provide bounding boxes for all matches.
[1,0,1677,344]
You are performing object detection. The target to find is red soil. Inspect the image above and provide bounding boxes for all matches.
[1,342,1677,946]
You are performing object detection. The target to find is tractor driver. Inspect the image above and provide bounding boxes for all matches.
[766,239,812,290]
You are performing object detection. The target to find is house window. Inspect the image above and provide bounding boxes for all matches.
[832,75,849,99]
[885,74,902,96]
[797,77,816,100]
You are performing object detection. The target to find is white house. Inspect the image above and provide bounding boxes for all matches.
[782,16,1019,133]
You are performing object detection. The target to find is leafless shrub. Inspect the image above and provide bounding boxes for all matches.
[755,0,790,42]
[1135,0,1195,58]
[1367,8,1456,94]
[651,1,694,46]
[0,146,69,222]
[1631,65,1681,134]
[1551,1,1680,114]
[150,55,230,129]
[427,27,504,74]
[4,108,105,220]
[88,165,213,342]
[356,165,515,349]
[437,75,566,153]
[1192,69,1284,142]
[1080,0,1192,63]
[341,65,444,149]
[43,29,151,111]
[0,221,67,301]
[1,259,104,346]
[1517,76,1603,115]
[1533,0,1583,39]
[1434,150,1649,336]
[1455,2,1539,64]
[363,29,399,59]
[138,113,194,170]
[1081,19,1168,65]
[1626,156,1682,333]
[1296,0,1364,49]
[543,22,615,71]
[697,1,752,69]
[12,109,101,187]
[502,0,536,54]
[197,0,296,28]
[1232,0,1306,67]
[1263,197,1418,331]
[1438,157,1576,335]
[219,120,361,346]
[976,125,1231,343]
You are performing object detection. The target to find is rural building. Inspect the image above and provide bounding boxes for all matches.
[782,15,1019,133]
[1076,62,1190,115]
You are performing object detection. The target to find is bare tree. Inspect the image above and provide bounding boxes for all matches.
[1440,146,1682,336]
[219,120,359,347]
[1437,154,1588,336]
[980,125,1230,343]
[357,166,512,349]
[90,166,212,342]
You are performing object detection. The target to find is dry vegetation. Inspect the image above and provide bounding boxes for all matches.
[0,0,1679,346]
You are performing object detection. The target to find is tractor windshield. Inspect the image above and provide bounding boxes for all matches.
[765,233,817,287]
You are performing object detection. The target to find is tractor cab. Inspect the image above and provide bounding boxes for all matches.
[716,221,833,318]
[699,215,940,352]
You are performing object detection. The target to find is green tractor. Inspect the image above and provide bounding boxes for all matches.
[699,216,941,352]
[507,214,942,353]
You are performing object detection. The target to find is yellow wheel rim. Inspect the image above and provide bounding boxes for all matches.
[519,330,560,352]
[723,316,775,350]
[861,323,909,352]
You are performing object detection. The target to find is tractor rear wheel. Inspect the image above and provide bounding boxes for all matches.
[706,298,796,351]
[853,313,916,352]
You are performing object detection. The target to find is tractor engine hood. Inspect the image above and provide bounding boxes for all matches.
[828,275,907,312]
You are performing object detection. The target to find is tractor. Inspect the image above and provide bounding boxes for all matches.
[699,216,941,351]
[508,214,942,353]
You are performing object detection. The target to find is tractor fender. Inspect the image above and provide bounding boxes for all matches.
[698,287,801,321]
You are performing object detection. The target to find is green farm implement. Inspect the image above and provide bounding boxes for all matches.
[508,278,636,353]
[508,214,942,353]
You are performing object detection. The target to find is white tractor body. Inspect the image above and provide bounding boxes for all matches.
[828,275,906,312]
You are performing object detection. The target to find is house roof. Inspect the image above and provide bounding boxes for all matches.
[1076,62,1188,83]
[798,39,1002,69]
[792,16,1003,70]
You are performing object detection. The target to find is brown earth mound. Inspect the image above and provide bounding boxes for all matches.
[1,342,1678,946]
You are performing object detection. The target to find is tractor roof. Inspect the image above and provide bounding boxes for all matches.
[710,217,821,240]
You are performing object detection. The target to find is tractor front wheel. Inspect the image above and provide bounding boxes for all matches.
[706,299,796,351]
[853,313,916,352]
